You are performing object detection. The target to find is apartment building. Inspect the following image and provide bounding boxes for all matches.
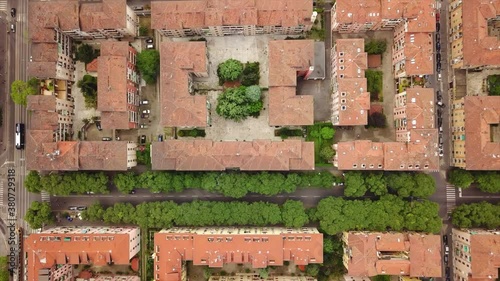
[154,227,323,281]
[210,274,316,281]
[451,229,500,281]
[449,0,500,69]
[98,41,140,129]
[151,0,314,38]
[151,40,315,171]
[26,95,138,171]
[394,88,435,142]
[331,0,435,78]
[450,96,500,170]
[330,39,370,126]
[24,227,140,281]
[342,232,442,278]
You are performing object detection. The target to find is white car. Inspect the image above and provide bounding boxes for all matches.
[142,109,150,114]
[140,124,149,128]
[146,44,154,49]
[140,100,149,105]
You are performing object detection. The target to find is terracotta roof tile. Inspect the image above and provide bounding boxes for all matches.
[78,141,129,170]
[336,78,370,125]
[333,39,367,79]
[28,43,59,78]
[27,95,58,112]
[344,232,442,277]
[160,41,208,127]
[334,0,381,26]
[151,139,314,171]
[205,0,258,26]
[384,129,439,170]
[26,130,80,171]
[151,1,207,30]
[334,140,385,170]
[398,87,435,129]
[79,0,127,32]
[464,96,500,170]
[256,0,313,27]
[268,87,314,126]
[155,228,322,281]
[403,33,434,76]
[469,233,500,279]
[29,0,80,43]
[462,0,500,68]
[86,58,99,73]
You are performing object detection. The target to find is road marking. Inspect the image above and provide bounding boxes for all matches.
[0,180,3,206]
[40,191,50,203]
[446,184,456,213]
[0,0,7,11]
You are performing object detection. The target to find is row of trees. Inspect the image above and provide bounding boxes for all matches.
[24,202,54,229]
[313,195,442,234]
[82,200,309,228]
[114,171,340,198]
[448,169,500,193]
[451,202,500,229]
[343,172,436,198]
[25,171,109,195]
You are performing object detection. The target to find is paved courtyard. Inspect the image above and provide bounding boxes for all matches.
[466,68,500,96]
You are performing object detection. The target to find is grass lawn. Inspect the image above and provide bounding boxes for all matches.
[306,122,335,165]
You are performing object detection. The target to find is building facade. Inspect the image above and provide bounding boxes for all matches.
[24,227,140,281]
[394,88,435,142]
[154,228,323,281]
[151,0,315,38]
[451,229,500,280]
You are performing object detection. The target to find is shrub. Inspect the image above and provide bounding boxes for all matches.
[217,59,244,84]
[365,40,387,55]
[241,62,260,86]
[216,86,263,121]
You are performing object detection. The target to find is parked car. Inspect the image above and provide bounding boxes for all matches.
[132,6,143,10]
[436,53,441,62]
[444,254,449,264]
[140,100,149,105]
[438,73,442,81]
[146,38,153,44]
[158,135,164,142]
[437,62,442,72]
[439,126,443,133]
[439,149,444,157]
[66,216,73,222]
[438,118,443,127]
[435,33,440,42]
[29,55,33,62]
[436,22,441,32]
[102,137,112,141]
[139,135,146,144]
[141,113,149,118]
[77,206,87,211]
[142,109,150,114]
[146,44,154,49]
[11,8,16,18]
[437,100,445,107]
[445,267,450,276]
[445,245,449,253]
[68,206,78,211]
[140,124,149,128]
[443,234,448,244]
[436,42,441,51]
[95,121,102,131]
[436,12,440,21]
[10,23,15,33]
[129,189,136,194]
[85,191,95,195]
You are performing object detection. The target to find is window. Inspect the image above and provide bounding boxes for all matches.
[341,92,347,97]
[339,52,344,57]
[341,105,347,110]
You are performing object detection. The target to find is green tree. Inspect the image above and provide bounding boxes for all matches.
[367,112,387,128]
[203,267,213,280]
[306,264,320,277]
[114,172,138,194]
[475,172,500,193]
[25,171,42,193]
[76,44,98,64]
[241,62,260,86]
[364,40,387,55]
[487,75,500,96]
[139,26,149,36]
[343,171,367,197]
[0,257,8,281]
[319,145,335,162]
[365,172,387,196]
[372,276,390,281]
[11,80,37,105]
[281,200,309,227]
[386,172,415,197]
[245,85,262,102]
[137,50,160,84]
[216,86,263,121]
[77,75,98,108]
[217,59,244,83]
[25,201,53,229]
[448,169,475,189]
[320,127,335,140]
[451,202,500,228]
[365,70,383,97]
[413,173,436,198]
[259,268,269,279]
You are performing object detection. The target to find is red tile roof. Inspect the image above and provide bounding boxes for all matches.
[79,0,128,32]
[25,227,140,281]
[28,44,59,78]
[461,0,500,68]
[26,130,80,171]
[154,228,323,281]
[344,232,442,277]
[78,141,130,171]
[403,33,434,76]
[268,40,314,126]
[151,139,314,171]
[28,0,80,43]
[464,96,500,170]
[333,0,381,26]
[334,140,385,170]
[86,58,99,73]
[151,0,312,30]
[160,41,208,127]
[398,87,435,130]
[97,41,133,129]
[469,232,500,279]
[336,78,370,126]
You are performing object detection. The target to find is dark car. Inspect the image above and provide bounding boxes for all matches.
[436,22,441,32]
[445,267,450,276]
[11,8,16,17]
[96,121,102,131]
[139,135,146,144]
[66,216,73,222]
[146,38,153,44]
[129,189,136,194]
[437,62,441,72]
[438,118,443,127]
[444,254,449,264]
[436,42,441,51]
[435,33,440,41]
[436,12,440,21]
[436,53,441,62]
[158,134,164,142]
[443,234,448,244]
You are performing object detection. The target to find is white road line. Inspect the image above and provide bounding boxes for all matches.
[40,191,50,203]
[0,1,7,11]
[0,180,3,206]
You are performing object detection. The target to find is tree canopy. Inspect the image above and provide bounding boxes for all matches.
[314,196,442,234]
[451,202,500,228]
[448,169,474,189]
[217,59,244,83]
[487,75,500,96]
[367,112,387,128]
[364,40,387,55]
[75,44,99,64]
[82,200,308,229]
[343,171,367,197]
[137,50,160,84]
[241,62,260,86]
[24,171,109,195]
[11,79,38,105]
[77,75,98,108]
[25,201,54,229]
[216,86,263,121]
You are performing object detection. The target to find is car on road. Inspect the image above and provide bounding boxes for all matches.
[445,267,450,276]
[436,22,441,32]
[436,53,441,62]
[146,38,153,44]
[146,44,154,49]
[139,135,146,144]
[158,135,164,142]
[68,206,78,211]
[438,73,442,81]
[444,254,449,264]
[129,189,136,194]
[11,8,16,18]
[142,109,151,114]
[439,149,444,157]
[437,90,442,100]
[132,6,143,10]
[436,12,440,21]
[141,113,150,118]
[29,55,33,62]
[96,121,102,131]
[102,137,112,141]
[436,62,442,72]
[140,124,149,128]
[10,23,15,33]
[437,100,445,107]
[436,42,441,51]
[66,216,73,222]
[443,235,448,244]
[15,123,25,150]
[445,245,449,253]
[77,206,87,211]
[439,126,443,133]
[435,33,440,41]
[140,100,149,105]
[438,118,443,127]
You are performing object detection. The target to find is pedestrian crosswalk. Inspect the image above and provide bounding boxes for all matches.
[41,191,50,203]
[446,184,457,213]
[0,0,7,12]
[0,180,3,206]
